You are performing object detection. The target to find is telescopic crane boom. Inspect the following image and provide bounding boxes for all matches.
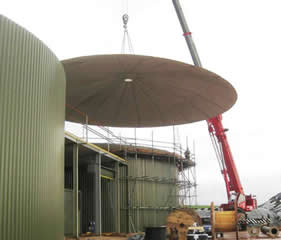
[172,0,256,211]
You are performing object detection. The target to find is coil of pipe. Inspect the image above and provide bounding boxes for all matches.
[247,226,260,237]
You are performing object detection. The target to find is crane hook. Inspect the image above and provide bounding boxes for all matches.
[122,14,129,29]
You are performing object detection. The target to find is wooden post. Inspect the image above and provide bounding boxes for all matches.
[211,202,216,240]
[234,199,239,240]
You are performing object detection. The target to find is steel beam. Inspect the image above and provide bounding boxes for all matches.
[94,153,102,234]
[73,143,79,238]
[65,131,128,164]
[115,162,121,232]
[172,0,202,67]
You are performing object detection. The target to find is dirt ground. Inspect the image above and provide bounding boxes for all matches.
[65,233,140,240]
[65,237,127,240]
[65,231,281,240]
[219,231,281,240]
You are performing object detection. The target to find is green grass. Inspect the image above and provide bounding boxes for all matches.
[183,205,217,209]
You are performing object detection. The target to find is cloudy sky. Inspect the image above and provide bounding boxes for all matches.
[3,0,281,205]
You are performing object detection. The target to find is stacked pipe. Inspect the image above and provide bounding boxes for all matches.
[261,226,280,238]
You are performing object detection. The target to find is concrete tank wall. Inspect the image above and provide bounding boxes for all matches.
[0,15,65,240]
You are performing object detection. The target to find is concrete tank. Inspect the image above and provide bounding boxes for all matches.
[0,15,65,240]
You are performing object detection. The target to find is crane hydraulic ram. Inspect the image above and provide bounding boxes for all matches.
[172,0,257,211]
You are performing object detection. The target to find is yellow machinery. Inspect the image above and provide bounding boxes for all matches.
[187,226,208,240]
[210,202,240,239]
[214,211,236,232]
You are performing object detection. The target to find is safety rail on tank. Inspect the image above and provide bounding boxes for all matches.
[65,104,193,166]
[122,175,195,189]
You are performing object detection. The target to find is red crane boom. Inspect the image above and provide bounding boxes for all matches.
[208,115,256,211]
[208,115,244,198]
[172,0,257,211]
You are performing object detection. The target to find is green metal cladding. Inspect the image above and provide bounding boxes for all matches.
[0,15,66,240]
[120,154,179,232]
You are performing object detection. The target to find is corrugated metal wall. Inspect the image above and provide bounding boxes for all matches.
[122,153,179,232]
[64,190,82,236]
[65,167,96,233]
[64,152,178,234]
[0,15,65,240]
[65,165,120,234]
[120,165,129,233]
[101,178,115,233]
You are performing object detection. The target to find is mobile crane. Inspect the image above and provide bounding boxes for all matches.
[172,0,257,212]
[207,116,257,211]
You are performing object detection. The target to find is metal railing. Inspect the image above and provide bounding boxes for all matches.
[65,104,186,157]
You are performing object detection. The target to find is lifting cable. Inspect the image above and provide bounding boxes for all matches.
[208,122,224,171]
[121,0,134,54]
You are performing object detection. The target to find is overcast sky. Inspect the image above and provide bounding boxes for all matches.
[3,0,281,205]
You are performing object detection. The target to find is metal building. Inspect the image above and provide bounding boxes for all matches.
[64,108,197,235]
[0,15,66,240]
[97,144,195,232]
[63,132,128,237]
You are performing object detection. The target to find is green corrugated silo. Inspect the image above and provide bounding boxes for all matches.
[0,15,65,240]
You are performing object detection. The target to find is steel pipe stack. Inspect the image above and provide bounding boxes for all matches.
[261,226,280,238]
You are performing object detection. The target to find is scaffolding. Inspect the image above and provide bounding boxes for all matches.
[183,143,198,206]
[65,104,198,232]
